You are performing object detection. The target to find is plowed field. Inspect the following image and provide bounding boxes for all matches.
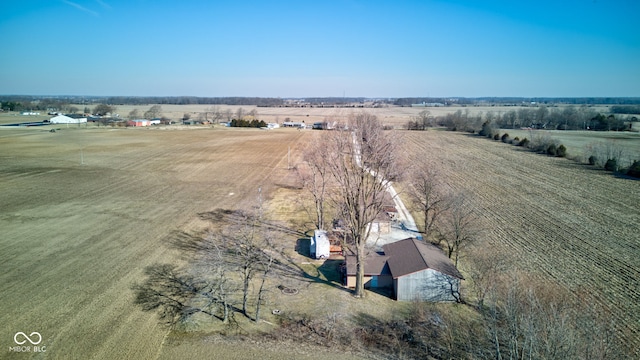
[0,127,307,359]
[403,130,640,351]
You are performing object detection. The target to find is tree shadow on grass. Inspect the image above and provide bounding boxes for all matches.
[198,208,308,237]
[317,259,343,284]
[172,210,353,295]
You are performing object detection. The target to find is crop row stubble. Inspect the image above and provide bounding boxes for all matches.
[403,131,640,352]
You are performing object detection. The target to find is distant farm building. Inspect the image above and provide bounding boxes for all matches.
[127,119,151,127]
[312,121,336,130]
[283,121,306,128]
[49,115,87,124]
[344,238,463,302]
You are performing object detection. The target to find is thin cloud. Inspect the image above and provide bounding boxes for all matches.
[62,0,99,17]
[95,0,111,10]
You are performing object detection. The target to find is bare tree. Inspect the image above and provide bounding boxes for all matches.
[408,161,448,241]
[409,110,431,130]
[298,138,331,230]
[128,108,141,120]
[204,105,223,123]
[235,107,245,120]
[436,193,478,267]
[467,245,506,309]
[223,109,233,123]
[144,105,163,119]
[322,112,400,298]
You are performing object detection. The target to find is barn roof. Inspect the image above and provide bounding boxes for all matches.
[382,238,463,279]
[345,252,390,276]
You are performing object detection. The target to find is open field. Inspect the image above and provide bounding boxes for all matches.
[496,128,640,164]
[3,103,615,128]
[0,125,319,359]
[2,111,639,358]
[402,131,640,352]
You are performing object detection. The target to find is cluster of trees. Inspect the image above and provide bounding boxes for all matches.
[133,206,296,326]
[299,112,402,298]
[300,112,479,296]
[479,123,568,158]
[432,106,634,132]
[406,110,434,130]
[270,266,630,359]
[585,141,640,177]
[229,119,267,128]
[405,161,479,268]
[93,104,117,116]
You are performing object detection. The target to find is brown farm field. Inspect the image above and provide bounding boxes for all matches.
[0,126,317,359]
[401,130,640,352]
[2,119,639,358]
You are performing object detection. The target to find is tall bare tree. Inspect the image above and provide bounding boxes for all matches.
[299,137,331,230]
[128,108,141,120]
[408,161,448,240]
[144,105,163,119]
[436,192,478,267]
[322,112,399,298]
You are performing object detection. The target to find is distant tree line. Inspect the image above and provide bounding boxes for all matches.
[610,105,640,114]
[427,106,636,132]
[3,95,639,110]
[395,97,640,107]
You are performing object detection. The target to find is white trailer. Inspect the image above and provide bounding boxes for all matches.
[310,230,330,259]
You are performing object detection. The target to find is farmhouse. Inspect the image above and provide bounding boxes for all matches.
[49,114,87,124]
[127,119,151,127]
[344,238,463,302]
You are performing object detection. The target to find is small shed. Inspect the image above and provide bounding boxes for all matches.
[310,230,330,259]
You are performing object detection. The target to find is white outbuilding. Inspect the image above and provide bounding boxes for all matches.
[49,115,87,124]
[310,229,330,260]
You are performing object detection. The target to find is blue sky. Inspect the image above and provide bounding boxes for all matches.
[0,0,638,97]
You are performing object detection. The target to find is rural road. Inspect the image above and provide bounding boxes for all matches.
[351,132,420,248]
